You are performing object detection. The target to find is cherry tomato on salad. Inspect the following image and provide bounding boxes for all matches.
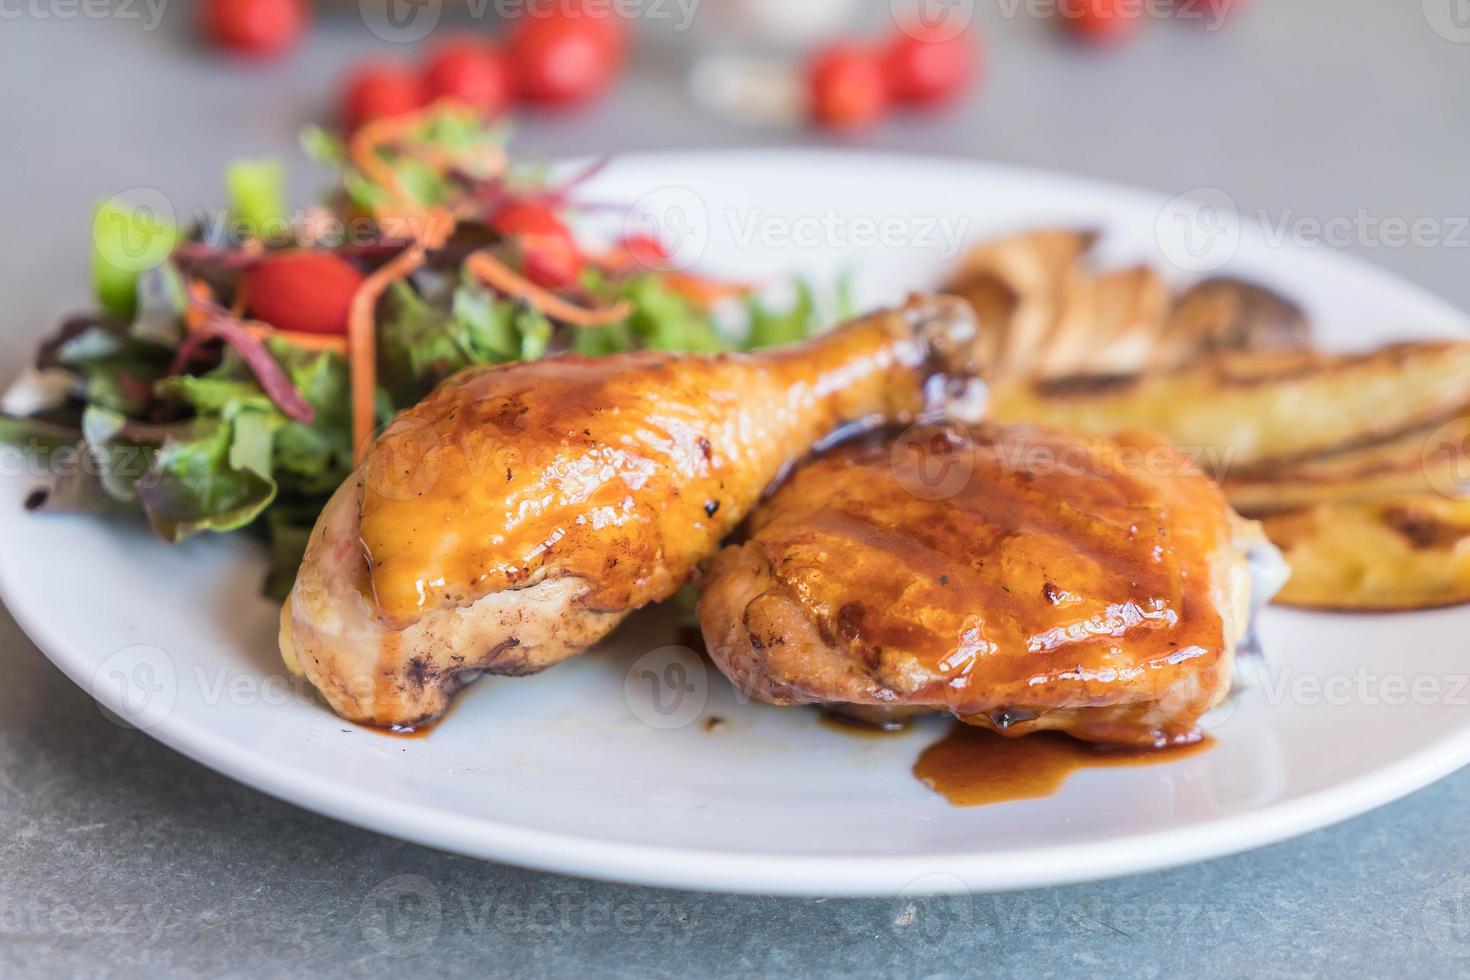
[1058,0,1145,44]
[202,0,306,59]
[507,9,628,108]
[244,252,365,335]
[883,27,978,108]
[342,61,426,132]
[423,38,511,118]
[621,234,671,270]
[491,201,585,289]
[806,46,889,131]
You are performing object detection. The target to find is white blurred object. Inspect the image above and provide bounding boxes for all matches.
[689,54,805,128]
[712,0,865,47]
[1,367,76,417]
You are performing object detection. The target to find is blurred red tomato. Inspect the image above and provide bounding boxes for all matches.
[507,8,627,108]
[492,201,585,288]
[621,234,671,269]
[1060,0,1145,43]
[807,46,889,130]
[202,0,306,59]
[342,61,426,131]
[883,27,978,107]
[245,252,365,335]
[423,38,511,117]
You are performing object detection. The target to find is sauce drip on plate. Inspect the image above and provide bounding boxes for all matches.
[818,712,912,738]
[914,723,1213,806]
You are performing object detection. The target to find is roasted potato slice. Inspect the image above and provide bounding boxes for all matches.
[1041,265,1170,377]
[946,231,1312,382]
[990,342,1470,469]
[1262,494,1470,610]
[1224,417,1470,514]
[1158,277,1311,369]
[945,228,1098,377]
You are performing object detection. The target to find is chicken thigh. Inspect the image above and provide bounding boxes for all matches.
[281,296,983,727]
[697,421,1285,747]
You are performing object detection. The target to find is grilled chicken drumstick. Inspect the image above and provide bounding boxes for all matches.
[697,421,1286,747]
[281,296,983,727]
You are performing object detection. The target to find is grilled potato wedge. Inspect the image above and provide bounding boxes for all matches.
[1262,495,1470,610]
[1224,417,1470,514]
[1159,277,1310,368]
[944,229,1312,381]
[1041,265,1170,376]
[945,228,1098,377]
[990,342,1470,469]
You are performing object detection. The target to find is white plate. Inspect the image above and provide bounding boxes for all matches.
[5,151,1470,897]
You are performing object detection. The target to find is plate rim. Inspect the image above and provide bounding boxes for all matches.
[5,147,1470,897]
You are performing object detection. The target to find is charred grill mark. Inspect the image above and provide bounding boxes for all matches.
[406,656,432,688]
[837,602,866,644]
[1032,373,1140,398]
[480,636,539,675]
[1382,505,1470,550]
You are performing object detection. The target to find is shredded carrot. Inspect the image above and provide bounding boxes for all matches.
[348,101,503,232]
[184,279,217,332]
[245,324,348,354]
[348,243,427,462]
[465,251,632,328]
[662,272,755,307]
[349,114,430,216]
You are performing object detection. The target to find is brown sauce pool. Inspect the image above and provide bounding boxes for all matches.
[818,712,912,738]
[914,723,1214,807]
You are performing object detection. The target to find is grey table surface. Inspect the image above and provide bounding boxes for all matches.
[4,2,1470,976]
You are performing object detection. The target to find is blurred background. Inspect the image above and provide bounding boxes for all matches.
[6,0,1470,322]
[5,2,1470,975]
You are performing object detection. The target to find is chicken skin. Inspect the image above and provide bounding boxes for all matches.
[281,296,984,727]
[697,421,1285,747]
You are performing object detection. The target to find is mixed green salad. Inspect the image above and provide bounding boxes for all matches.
[0,106,841,598]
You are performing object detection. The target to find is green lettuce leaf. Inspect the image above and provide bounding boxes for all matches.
[91,198,179,321]
[225,158,288,240]
[136,415,277,542]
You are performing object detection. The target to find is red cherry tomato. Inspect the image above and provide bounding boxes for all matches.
[807,46,889,131]
[507,10,627,108]
[342,61,426,132]
[1060,0,1145,44]
[491,202,585,289]
[883,28,978,107]
[244,252,366,335]
[621,234,671,270]
[423,38,511,118]
[202,0,306,59]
